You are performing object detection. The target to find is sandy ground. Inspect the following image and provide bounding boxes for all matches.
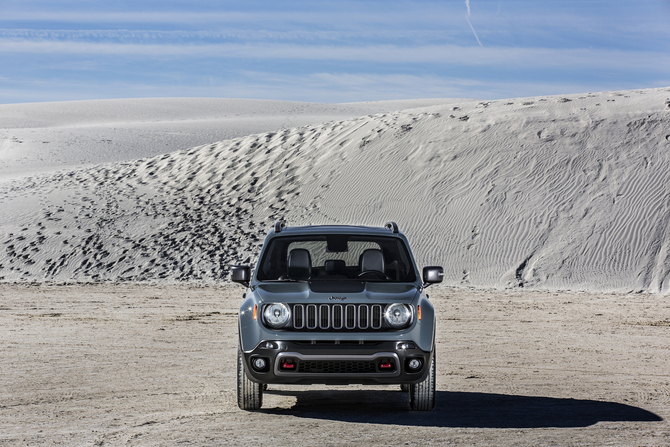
[1,283,668,446]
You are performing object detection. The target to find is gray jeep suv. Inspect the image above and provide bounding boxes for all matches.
[231,221,443,411]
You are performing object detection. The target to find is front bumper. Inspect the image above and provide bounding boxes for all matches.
[242,340,432,385]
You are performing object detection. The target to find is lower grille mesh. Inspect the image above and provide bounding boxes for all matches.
[297,360,376,374]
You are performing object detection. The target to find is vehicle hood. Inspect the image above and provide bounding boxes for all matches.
[254,281,419,304]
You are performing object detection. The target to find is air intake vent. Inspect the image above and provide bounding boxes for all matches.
[298,360,376,374]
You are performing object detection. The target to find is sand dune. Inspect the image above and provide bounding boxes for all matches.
[0,98,465,180]
[1,88,670,293]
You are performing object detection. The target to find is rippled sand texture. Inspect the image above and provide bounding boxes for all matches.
[2,88,670,292]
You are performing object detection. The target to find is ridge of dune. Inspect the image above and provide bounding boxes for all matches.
[1,87,670,293]
[0,97,467,180]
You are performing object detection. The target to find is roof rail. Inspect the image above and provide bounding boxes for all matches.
[274,220,287,233]
[385,221,399,233]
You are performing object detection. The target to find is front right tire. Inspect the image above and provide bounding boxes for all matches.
[409,351,436,411]
[237,346,263,410]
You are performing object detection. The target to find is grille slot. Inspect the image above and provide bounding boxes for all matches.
[306,304,317,329]
[359,305,369,329]
[319,304,329,329]
[291,303,395,331]
[345,305,356,329]
[294,304,304,329]
[332,304,343,329]
[371,305,382,329]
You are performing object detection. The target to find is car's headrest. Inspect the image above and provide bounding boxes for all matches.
[288,249,311,280]
[360,249,384,273]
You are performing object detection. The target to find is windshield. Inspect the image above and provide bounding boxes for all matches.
[256,234,417,282]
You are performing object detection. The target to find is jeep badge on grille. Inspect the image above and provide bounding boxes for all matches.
[328,296,347,301]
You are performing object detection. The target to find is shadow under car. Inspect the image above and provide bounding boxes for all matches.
[262,389,662,428]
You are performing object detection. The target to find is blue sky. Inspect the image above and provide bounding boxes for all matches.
[1,0,670,104]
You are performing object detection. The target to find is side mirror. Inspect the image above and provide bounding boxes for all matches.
[230,265,251,287]
[422,266,444,287]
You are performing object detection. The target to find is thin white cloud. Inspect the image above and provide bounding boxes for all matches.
[0,71,646,105]
[466,18,484,47]
[0,28,464,43]
[215,71,670,104]
[0,11,292,23]
[1,38,668,74]
[465,0,484,47]
[0,9,465,28]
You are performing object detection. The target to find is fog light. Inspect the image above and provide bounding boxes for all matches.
[252,358,267,370]
[408,359,422,371]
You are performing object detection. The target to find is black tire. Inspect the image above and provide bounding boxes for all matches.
[237,346,263,410]
[409,352,436,411]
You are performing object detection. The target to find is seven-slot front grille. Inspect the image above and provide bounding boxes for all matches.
[292,304,384,331]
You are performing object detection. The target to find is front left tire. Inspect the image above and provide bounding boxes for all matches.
[237,346,263,410]
[409,350,436,411]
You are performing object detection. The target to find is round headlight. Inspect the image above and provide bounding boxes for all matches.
[385,303,412,328]
[263,303,291,328]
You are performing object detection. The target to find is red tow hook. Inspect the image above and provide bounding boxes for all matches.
[379,361,393,369]
[282,361,296,370]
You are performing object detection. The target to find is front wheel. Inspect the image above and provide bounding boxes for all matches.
[409,352,436,411]
[237,346,263,410]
